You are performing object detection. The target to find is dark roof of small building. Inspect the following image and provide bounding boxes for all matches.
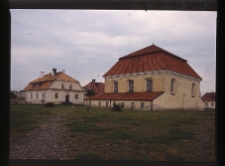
[87,91,164,101]
[202,92,216,102]
[83,81,105,94]
[103,44,201,80]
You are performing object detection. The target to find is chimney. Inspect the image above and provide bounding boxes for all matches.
[52,68,57,76]
[40,71,45,78]
[92,79,95,83]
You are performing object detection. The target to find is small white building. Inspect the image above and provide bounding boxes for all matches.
[202,92,216,109]
[22,68,85,105]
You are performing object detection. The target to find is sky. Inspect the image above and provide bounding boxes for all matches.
[10,9,216,96]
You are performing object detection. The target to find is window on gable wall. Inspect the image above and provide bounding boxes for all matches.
[69,84,72,90]
[146,79,152,92]
[128,80,134,92]
[171,79,176,94]
[114,81,118,93]
[75,94,78,99]
[61,83,64,89]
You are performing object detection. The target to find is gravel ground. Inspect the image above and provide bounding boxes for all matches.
[9,111,78,160]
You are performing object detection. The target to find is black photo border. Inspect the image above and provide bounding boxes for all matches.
[1,0,224,166]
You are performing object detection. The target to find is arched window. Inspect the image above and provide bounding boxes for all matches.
[171,79,176,94]
[191,83,196,97]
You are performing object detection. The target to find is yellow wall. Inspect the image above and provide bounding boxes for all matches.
[104,73,165,93]
[89,71,205,110]
[153,74,204,110]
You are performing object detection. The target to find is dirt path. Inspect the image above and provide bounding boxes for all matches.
[9,111,77,160]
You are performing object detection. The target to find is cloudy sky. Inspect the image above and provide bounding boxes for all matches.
[10,9,216,96]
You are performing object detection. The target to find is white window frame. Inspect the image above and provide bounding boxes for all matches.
[128,80,134,92]
[113,81,118,93]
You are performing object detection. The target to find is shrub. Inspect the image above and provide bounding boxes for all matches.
[111,103,122,112]
[45,102,54,107]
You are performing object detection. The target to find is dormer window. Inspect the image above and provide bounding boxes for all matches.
[32,84,35,88]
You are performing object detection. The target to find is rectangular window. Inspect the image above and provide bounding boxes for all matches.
[75,94,78,99]
[31,92,33,99]
[205,102,208,107]
[61,83,64,89]
[55,93,58,99]
[98,101,101,107]
[42,93,44,99]
[106,101,108,107]
[69,84,72,90]
[141,102,144,109]
[146,79,152,92]
[128,80,134,92]
[131,102,134,109]
[36,93,38,99]
[25,93,27,99]
[114,82,118,93]
[211,102,214,106]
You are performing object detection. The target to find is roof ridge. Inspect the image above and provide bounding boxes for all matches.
[119,44,187,62]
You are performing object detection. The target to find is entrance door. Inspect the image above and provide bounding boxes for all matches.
[65,94,69,103]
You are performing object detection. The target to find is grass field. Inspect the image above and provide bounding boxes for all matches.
[10,105,215,160]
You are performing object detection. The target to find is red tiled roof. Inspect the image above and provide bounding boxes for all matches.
[83,81,105,94]
[23,72,79,91]
[87,92,164,101]
[202,92,216,102]
[103,44,201,80]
